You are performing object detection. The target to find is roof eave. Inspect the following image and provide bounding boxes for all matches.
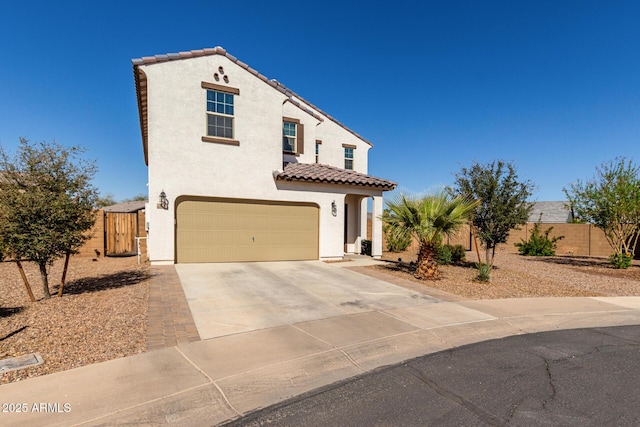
[133,65,149,166]
[275,174,397,191]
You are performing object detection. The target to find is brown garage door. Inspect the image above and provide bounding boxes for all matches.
[176,198,319,263]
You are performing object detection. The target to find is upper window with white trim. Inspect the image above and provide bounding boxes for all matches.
[283,121,297,152]
[282,117,304,155]
[344,146,354,170]
[206,90,234,139]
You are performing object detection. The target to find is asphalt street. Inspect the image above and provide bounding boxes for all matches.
[222,325,640,426]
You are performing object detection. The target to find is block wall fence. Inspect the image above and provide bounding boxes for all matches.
[369,220,639,259]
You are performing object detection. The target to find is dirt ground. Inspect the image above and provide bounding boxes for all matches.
[0,256,149,384]
[374,249,640,300]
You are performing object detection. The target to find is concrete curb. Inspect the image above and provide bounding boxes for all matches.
[2,296,640,426]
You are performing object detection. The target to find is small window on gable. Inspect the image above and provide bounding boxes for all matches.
[344,146,354,170]
[315,141,320,163]
[283,117,304,155]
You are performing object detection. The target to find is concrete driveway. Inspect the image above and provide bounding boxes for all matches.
[175,260,439,339]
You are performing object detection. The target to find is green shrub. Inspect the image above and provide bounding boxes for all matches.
[436,244,453,265]
[450,244,467,263]
[609,253,632,269]
[436,244,467,265]
[361,239,372,256]
[515,222,564,256]
[475,262,491,282]
[383,225,412,252]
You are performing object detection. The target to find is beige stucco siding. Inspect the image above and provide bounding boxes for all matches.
[140,54,381,263]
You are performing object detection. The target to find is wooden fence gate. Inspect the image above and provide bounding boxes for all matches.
[105,212,138,256]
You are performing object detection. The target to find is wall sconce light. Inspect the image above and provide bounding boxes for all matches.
[158,190,169,210]
[331,200,337,217]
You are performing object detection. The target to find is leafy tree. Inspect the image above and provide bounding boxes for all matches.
[122,193,148,202]
[95,193,117,208]
[451,160,534,267]
[0,138,98,299]
[564,158,640,267]
[382,191,478,280]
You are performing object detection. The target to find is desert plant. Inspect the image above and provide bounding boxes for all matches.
[383,223,412,252]
[475,262,491,282]
[515,222,564,256]
[382,191,479,280]
[609,253,633,269]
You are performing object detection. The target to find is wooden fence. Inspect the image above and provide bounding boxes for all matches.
[77,209,147,258]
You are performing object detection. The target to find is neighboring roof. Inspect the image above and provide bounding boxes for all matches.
[132,46,373,165]
[529,201,573,223]
[103,201,146,213]
[275,163,397,191]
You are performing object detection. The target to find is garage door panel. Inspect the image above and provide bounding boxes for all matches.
[177,199,318,263]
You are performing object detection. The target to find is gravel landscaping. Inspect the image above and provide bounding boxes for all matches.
[2,248,639,385]
[374,250,640,300]
[1,256,149,384]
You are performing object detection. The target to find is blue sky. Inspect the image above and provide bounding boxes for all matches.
[1,0,638,202]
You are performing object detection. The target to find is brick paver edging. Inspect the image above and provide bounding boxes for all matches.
[146,265,201,351]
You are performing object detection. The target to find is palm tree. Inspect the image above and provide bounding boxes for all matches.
[382,191,479,280]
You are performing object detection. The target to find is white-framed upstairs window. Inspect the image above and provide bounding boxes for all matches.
[283,121,297,152]
[344,145,355,170]
[206,90,234,139]
[282,117,304,155]
[201,81,239,145]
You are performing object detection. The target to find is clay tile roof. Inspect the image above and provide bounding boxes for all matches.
[276,163,397,190]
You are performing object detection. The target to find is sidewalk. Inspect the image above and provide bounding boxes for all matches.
[2,265,640,426]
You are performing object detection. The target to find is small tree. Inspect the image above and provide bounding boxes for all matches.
[564,158,640,268]
[382,191,478,280]
[451,160,534,267]
[0,138,98,299]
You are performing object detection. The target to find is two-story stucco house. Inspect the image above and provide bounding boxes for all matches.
[132,47,397,264]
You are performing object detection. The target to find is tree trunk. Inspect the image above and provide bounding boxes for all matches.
[58,252,71,297]
[16,260,36,303]
[415,243,441,280]
[485,246,492,266]
[38,262,51,299]
[470,222,482,264]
